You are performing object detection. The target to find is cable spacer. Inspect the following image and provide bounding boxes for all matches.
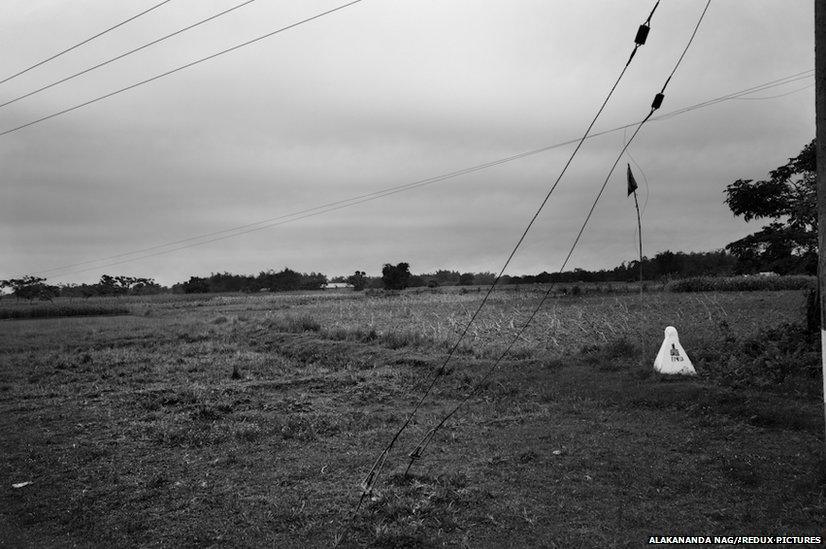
[634,24,650,46]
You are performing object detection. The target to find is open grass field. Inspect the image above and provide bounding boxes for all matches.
[1,289,823,547]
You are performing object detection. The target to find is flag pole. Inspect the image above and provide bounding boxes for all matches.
[626,163,644,296]
[627,163,645,368]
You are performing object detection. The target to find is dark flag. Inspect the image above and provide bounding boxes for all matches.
[626,163,638,196]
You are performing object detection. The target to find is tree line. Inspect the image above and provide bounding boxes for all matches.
[0,252,740,300]
[173,269,328,294]
[0,248,795,301]
[0,275,163,301]
[372,251,737,290]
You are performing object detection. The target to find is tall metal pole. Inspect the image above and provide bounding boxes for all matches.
[815,0,826,445]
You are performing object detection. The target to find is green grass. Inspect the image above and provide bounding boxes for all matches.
[0,290,822,546]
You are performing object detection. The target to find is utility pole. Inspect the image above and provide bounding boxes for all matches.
[816,0,826,445]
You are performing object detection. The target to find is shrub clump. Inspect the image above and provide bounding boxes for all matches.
[697,322,819,389]
[268,315,321,333]
[580,336,640,371]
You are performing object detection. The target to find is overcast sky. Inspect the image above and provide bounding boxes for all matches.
[0,0,816,285]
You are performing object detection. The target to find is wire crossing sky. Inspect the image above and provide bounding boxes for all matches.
[0,0,365,137]
[23,68,814,282]
[0,0,260,110]
[0,1,815,286]
[0,0,175,85]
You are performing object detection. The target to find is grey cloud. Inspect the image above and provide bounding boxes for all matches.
[0,0,814,285]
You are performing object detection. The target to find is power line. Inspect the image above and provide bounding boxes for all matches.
[33,147,602,277]
[0,0,259,110]
[0,0,365,138]
[658,0,710,92]
[0,0,175,86]
[732,82,814,101]
[353,0,663,512]
[30,69,814,281]
[404,0,713,477]
[654,70,812,121]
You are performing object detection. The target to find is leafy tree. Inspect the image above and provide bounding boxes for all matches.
[381,262,411,290]
[172,269,329,294]
[95,274,122,296]
[432,270,460,286]
[208,272,253,292]
[346,270,368,291]
[1,276,59,301]
[182,276,210,294]
[473,272,496,285]
[258,268,302,291]
[724,140,816,274]
[131,278,163,295]
[458,272,475,286]
[95,274,150,296]
[299,272,327,291]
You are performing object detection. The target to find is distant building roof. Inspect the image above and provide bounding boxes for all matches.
[322,282,354,289]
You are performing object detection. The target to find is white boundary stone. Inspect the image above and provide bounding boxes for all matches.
[654,326,696,375]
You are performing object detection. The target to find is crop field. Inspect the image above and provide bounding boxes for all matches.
[1,289,824,547]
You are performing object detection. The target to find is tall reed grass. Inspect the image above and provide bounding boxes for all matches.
[666,275,814,293]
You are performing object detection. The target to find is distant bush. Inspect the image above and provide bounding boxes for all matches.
[666,275,815,293]
[268,315,321,333]
[0,303,130,320]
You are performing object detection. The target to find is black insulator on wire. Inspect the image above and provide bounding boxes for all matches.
[635,24,650,46]
[651,92,665,110]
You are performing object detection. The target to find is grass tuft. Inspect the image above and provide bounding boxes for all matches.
[580,337,641,371]
[269,314,322,333]
[350,472,481,546]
